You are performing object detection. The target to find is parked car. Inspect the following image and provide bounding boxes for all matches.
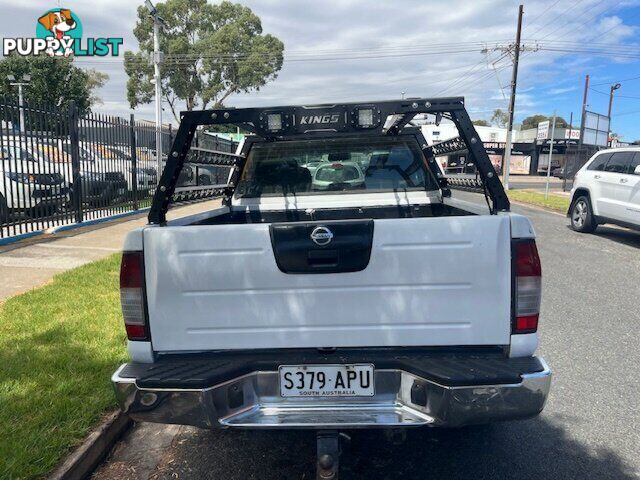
[85,144,158,195]
[44,142,128,207]
[110,146,158,192]
[177,163,221,187]
[568,148,640,232]
[112,98,551,479]
[552,164,576,179]
[0,143,70,219]
[312,160,365,190]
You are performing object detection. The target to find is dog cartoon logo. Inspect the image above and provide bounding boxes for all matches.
[36,8,82,57]
[2,7,122,58]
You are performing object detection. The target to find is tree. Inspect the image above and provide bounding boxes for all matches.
[206,124,250,134]
[472,119,490,127]
[86,70,109,107]
[124,0,284,121]
[0,54,107,115]
[521,114,569,130]
[491,109,509,128]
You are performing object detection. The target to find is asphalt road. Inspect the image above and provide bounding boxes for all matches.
[95,196,640,480]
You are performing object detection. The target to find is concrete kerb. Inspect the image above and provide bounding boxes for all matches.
[49,411,132,480]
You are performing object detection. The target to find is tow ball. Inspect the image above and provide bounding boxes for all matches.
[316,431,348,480]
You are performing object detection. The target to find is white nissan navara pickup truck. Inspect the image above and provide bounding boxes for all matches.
[112,98,551,479]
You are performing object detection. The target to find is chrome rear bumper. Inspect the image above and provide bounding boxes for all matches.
[112,358,551,429]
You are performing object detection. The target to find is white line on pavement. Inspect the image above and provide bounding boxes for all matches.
[31,244,120,252]
[0,256,89,270]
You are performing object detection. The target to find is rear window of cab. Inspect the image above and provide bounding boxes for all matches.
[236,136,438,197]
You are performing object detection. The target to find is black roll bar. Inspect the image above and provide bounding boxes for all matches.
[149,97,510,224]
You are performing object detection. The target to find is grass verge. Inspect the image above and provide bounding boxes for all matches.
[0,254,127,479]
[508,189,570,213]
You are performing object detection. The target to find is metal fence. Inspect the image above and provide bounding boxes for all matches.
[0,99,237,240]
[561,145,599,191]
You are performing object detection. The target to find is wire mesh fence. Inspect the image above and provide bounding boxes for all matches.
[0,98,237,240]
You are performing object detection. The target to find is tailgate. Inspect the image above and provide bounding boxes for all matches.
[143,215,512,351]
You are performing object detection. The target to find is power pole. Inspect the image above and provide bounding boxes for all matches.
[502,4,523,191]
[578,74,589,147]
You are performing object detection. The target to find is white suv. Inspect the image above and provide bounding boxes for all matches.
[568,148,640,232]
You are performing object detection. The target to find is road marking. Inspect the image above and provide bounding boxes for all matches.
[31,243,120,252]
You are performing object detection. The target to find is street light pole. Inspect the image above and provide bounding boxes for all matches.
[579,74,589,148]
[7,74,31,134]
[608,82,621,123]
[545,111,557,199]
[17,84,25,134]
[153,20,162,178]
[146,0,164,180]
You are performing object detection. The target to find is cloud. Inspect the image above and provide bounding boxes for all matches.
[0,0,636,126]
[548,86,578,95]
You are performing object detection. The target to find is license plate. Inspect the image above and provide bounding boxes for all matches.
[279,364,374,397]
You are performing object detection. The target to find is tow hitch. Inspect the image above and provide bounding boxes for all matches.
[316,431,347,479]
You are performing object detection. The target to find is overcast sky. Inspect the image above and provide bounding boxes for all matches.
[2,0,640,139]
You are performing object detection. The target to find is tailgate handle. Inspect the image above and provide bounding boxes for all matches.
[307,249,339,268]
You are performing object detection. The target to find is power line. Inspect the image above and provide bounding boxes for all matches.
[75,44,503,66]
[71,35,638,67]
[523,0,582,36]
[537,46,640,59]
[435,53,512,97]
[590,87,640,100]
[582,9,638,44]
[613,108,640,117]
[525,0,585,39]
[564,0,625,38]
[535,0,608,41]
[524,0,564,30]
[591,73,640,87]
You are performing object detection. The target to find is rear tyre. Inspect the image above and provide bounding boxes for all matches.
[570,195,597,233]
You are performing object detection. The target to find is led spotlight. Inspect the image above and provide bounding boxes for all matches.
[358,108,374,127]
[267,113,283,132]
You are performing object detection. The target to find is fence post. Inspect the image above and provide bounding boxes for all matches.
[130,114,139,210]
[68,101,83,223]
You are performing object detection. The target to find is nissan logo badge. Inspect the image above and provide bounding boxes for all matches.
[310,226,333,246]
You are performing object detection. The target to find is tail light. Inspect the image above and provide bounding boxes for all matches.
[120,251,149,341]
[513,240,542,334]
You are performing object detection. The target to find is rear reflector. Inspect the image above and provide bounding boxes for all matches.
[516,314,539,332]
[513,240,542,334]
[120,252,149,341]
[125,324,146,340]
